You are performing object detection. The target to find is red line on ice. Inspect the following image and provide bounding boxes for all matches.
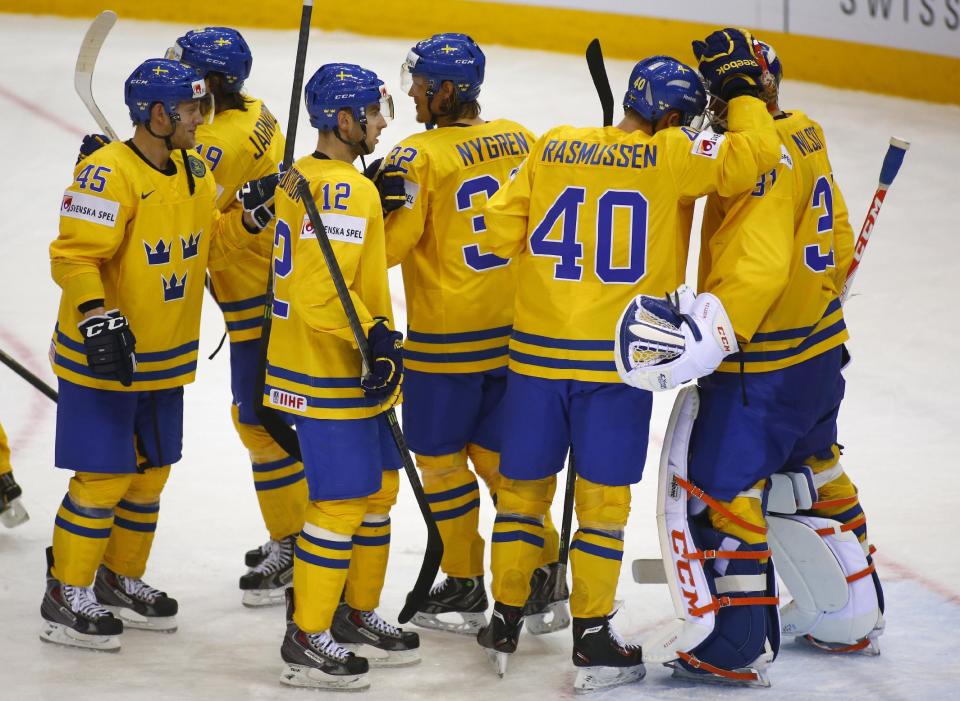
[0,83,87,138]
[0,328,53,455]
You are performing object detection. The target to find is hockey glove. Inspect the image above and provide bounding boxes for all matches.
[361,318,404,401]
[78,309,137,387]
[692,28,764,101]
[363,158,407,214]
[615,286,738,392]
[76,133,110,165]
[237,172,280,230]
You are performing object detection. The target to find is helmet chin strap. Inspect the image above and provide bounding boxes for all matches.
[146,110,180,151]
[426,87,460,127]
[333,110,373,157]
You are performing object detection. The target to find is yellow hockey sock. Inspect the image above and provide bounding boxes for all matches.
[807,445,869,544]
[0,422,11,475]
[52,472,133,586]
[467,443,500,497]
[491,475,555,607]
[707,479,768,550]
[233,406,307,541]
[345,471,399,611]
[102,466,170,578]
[569,476,630,618]
[419,451,485,578]
[293,497,366,633]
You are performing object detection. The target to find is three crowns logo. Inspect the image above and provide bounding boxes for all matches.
[144,239,171,265]
[161,272,187,302]
[181,232,202,259]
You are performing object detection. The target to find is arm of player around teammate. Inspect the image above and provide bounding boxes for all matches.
[382,141,430,267]
[671,96,781,201]
[207,174,277,271]
[290,182,379,347]
[482,142,540,260]
[830,176,856,297]
[50,156,132,310]
[700,158,795,343]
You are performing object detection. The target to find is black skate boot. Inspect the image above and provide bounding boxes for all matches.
[332,602,421,667]
[411,575,488,635]
[239,534,295,607]
[244,539,272,568]
[523,562,571,635]
[571,614,645,692]
[0,471,29,528]
[477,601,524,677]
[93,564,178,632]
[39,546,123,652]
[280,590,370,691]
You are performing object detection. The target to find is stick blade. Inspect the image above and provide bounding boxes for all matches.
[585,38,615,127]
[632,558,668,584]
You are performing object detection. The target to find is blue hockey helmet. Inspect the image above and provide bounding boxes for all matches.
[124,58,210,125]
[304,63,393,131]
[401,33,485,102]
[623,56,707,127]
[168,27,253,93]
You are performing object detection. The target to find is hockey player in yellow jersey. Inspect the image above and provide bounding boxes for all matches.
[42,58,275,652]
[169,26,307,607]
[378,32,564,636]
[266,64,418,691]
[0,421,29,528]
[618,37,883,687]
[478,30,781,691]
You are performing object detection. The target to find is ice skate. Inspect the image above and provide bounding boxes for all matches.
[239,534,294,607]
[332,602,421,667]
[244,538,272,568]
[39,547,122,652]
[523,562,571,635]
[411,575,488,635]
[800,615,884,656]
[477,602,524,677]
[280,591,370,691]
[0,471,29,528]
[93,565,178,632]
[572,614,645,693]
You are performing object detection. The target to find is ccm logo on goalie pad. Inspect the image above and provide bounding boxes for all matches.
[269,388,307,412]
[691,132,725,159]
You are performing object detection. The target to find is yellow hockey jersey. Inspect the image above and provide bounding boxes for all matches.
[196,97,285,342]
[484,96,780,383]
[701,111,853,373]
[50,141,256,392]
[383,119,534,374]
[265,156,397,420]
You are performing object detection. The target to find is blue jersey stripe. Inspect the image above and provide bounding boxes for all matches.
[225,317,263,332]
[54,354,197,382]
[56,328,199,363]
[731,318,846,364]
[404,346,508,363]
[511,330,614,351]
[263,387,378,409]
[750,299,842,343]
[219,295,267,312]
[266,364,361,388]
[509,349,616,372]
[407,325,513,344]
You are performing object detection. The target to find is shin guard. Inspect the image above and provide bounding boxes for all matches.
[419,451,485,578]
[491,476,555,607]
[345,471,398,612]
[103,466,170,578]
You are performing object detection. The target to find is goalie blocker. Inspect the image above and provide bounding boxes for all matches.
[640,387,884,687]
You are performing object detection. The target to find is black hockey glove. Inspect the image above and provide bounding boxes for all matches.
[78,309,137,387]
[363,158,407,214]
[693,28,763,101]
[76,133,110,164]
[237,172,280,230]
[360,318,403,401]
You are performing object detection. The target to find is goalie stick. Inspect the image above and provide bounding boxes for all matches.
[251,0,315,460]
[296,176,443,624]
[841,137,910,301]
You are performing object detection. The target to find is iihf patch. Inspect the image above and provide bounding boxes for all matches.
[269,388,307,412]
[691,131,725,159]
[187,155,206,178]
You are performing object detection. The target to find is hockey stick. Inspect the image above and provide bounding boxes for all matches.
[296,176,443,624]
[75,10,118,140]
[586,38,614,127]
[0,348,58,403]
[251,0,315,460]
[841,137,910,302]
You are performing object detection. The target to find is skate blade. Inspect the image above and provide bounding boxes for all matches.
[525,601,571,636]
[410,611,487,636]
[486,649,510,678]
[39,621,121,652]
[241,587,288,608]
[800,633,881,656]
[666,661,770,688]
[574,663,646,693]
[0,498,29,528]
[340,643,420,668]
[104,605,177,633]
[279,663,369,691]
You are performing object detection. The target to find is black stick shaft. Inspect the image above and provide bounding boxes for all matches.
[283,0,313,170]
[0,349,58,403]
[586,38,614,127]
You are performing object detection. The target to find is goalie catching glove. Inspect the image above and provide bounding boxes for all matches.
[78,309,137,387]
[615,286,738,392]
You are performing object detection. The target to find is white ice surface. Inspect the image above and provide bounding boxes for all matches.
[1,13,959,701]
